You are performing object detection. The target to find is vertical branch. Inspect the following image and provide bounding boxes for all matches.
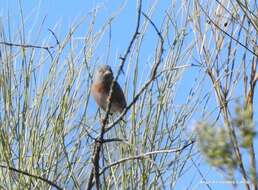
[245,54,258,190]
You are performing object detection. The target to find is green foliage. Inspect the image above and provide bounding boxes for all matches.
[233,105,256,148]
[196,123,238,171]
[196,104,256,177]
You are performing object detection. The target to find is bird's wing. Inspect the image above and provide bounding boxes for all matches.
[111,81,127,111]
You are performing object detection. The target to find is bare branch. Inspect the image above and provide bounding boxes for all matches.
[0,164,63,190]
[48,28,60,46]
[99,141,195,175]
[0,41,54,59]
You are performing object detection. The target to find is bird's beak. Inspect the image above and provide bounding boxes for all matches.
[104,70,112,76]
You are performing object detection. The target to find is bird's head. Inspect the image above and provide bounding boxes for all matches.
[93,64,114,84]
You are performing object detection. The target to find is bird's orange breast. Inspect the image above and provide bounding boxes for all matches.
[91,83,106,94]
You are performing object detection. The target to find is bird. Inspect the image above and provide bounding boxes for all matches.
[91,64,127,114]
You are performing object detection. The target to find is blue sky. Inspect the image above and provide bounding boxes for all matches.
[0,0,257,189]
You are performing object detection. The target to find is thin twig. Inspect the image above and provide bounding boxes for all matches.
[0,164,63,190]
[99,141,195,175]
[190,158,213,190]
[101,138,128,143]
[48,28,60,46]
[0,41,54,59]
[0,41,55,50]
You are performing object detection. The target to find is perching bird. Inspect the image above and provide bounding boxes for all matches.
[91,64,126,114]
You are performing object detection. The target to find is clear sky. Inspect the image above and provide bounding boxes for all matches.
[0,0,256,189]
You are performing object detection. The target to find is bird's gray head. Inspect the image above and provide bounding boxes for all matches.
[93,64,114,84]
